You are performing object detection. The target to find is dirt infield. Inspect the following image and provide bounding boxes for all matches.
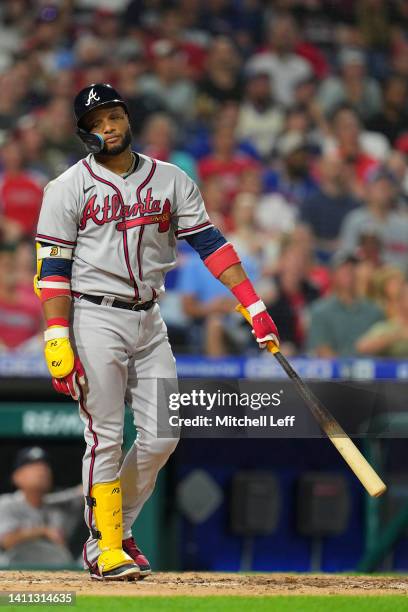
[1,571,408,597]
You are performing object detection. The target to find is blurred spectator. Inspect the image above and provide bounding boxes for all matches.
[386,150,408,203]
[308,252,383,357]
[324,105,386,195]
[367,74,408,146]
[226,192,265,260]
[16,115,51,181]
[0,243,42,351]
[198,123,257,223]
[299,153,361,260]
[246,13,313,107]
[155,7,207,80]
[141,113,197,180]
[197,36,242,119]
[114,44,165,138]
[0,139,44,236]
[236,69,285,160]
[340,167,408,272]
[0,69,26,131]
[74,35,107,75]
[0,447,82,568]
[354,228,385,299]
[356,281,408,358]
[368,265,405,319]
[263,132,318,207]
[139,39,196,122]
[178,243,260,357]
[39,97,84,176]
[317,47,382,121]
[0,1,28,67]
[264,241,321,355]
[91,8,121,58]
[200,176,227,232]
[357,0,392,52]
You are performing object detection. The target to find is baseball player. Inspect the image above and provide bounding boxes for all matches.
[34,83,279,580]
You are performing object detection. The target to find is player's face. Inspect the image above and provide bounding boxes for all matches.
[84,105,132,156]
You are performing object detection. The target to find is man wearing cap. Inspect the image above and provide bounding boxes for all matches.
[0,447,82,568]
[307,252,383,357]
[317,47,382,121]
[340,166,408,273]
[262,131,318,207]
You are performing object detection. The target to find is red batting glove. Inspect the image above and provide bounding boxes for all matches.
[230,279,280,350]
[52,357,85,401]
[251,310,280,349]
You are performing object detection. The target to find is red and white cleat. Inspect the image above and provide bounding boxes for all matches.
[122,537,152,578]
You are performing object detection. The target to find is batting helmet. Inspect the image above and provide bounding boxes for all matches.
[74,83,129,153]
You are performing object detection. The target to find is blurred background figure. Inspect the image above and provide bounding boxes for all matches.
[263,238,322,356]
[340,167,408,272]
[140,113,197,180]
[308,252,383,357]
[0,447,82,568]
[246,13,313,108]
[317,47,382,121]
[139,39,196,124]
[0,242,42,352]
[298,152,361,262]
[0,138,44,238]
[357,281,408,357]
[236,68,284,160]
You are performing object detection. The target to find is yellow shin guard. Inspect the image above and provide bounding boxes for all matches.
[90,479,135,574]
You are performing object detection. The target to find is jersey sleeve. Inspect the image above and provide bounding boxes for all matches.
[0,496,20,542]
[173,171,213,239]
[36,179,79,247]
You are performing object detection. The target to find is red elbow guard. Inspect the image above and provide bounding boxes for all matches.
[203,243,241,278]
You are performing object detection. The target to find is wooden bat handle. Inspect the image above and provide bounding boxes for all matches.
[236,304,387,498]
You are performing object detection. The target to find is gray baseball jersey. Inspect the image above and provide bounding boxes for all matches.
[36,153,213,301]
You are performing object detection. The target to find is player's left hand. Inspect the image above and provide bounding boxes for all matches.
[52,356,85,401]
[251,310,280,349]
[44,325,86,400]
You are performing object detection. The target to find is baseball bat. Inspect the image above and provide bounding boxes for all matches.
[236,304,387,498]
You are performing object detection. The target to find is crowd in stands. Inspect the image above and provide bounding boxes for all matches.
[1,0,408,358]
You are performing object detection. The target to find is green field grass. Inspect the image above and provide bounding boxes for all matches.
[2,596,408,612]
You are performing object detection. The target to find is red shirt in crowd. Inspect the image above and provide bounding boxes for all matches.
[0,172,43,235]
[199,155,257,203]
[0,286,42,350]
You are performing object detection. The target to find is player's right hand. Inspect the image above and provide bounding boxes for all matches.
[44,325,85,400]
[251,309,280,349]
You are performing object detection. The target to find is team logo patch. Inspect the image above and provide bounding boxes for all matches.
[50,247,60,256]
[85,88,100,107]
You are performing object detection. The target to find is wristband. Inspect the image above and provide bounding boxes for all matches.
[230,278,259,308]
[44,327,70,342]
[47,318,69,328]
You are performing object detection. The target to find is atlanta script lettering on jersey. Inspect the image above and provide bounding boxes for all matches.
[79,187,171,233]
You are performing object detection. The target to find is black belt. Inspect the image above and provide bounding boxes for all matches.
[73,292,155,312]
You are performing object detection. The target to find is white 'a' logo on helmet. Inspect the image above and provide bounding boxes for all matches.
[85,88,101,107]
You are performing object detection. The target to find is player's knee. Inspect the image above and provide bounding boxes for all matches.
[137,435,178,459]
